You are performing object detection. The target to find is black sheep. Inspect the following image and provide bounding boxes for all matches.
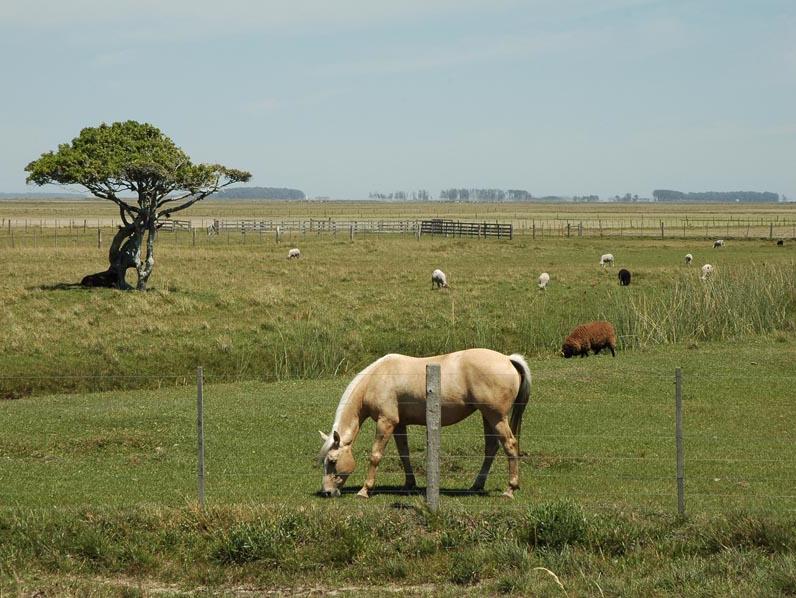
[618,268,631,286]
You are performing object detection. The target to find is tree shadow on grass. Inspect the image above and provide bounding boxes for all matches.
[28,282,86,291]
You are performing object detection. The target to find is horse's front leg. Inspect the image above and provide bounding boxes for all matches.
[357,417,396,498]
[393,423,417,491]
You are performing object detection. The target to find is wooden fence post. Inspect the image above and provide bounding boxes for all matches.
[197,366,206,510]
[349,224,354,241]
[192,228,196,247]
[770,222,774,239]
[660,221,665,239]
[425,364,441,512]
[97,228,102,249]
[675,367,685,517]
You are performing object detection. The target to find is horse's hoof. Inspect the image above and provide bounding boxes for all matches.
[501,489,515,499]
[356,488,370,498]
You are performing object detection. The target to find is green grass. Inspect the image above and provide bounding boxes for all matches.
[1,202,794,594]
[1,338,793,513]
[1,234,793,396]
[1,502,794,595]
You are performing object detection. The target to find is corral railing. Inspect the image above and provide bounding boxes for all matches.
[207,218,421,235]
[157,219,192,232]
[420,219,513,239]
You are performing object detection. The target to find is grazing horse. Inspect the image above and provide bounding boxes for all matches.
[318,349,531,499]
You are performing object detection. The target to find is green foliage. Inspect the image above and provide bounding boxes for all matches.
[25,121,250,204]
[448,547,487,585]
[519,500,588,551]
[2,505,794,595]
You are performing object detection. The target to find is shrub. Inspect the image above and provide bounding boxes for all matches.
[519,501,588,551]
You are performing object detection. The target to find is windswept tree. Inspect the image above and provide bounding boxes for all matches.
[25,121,251,290]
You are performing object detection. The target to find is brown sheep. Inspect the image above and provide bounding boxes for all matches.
[562,321,617,358]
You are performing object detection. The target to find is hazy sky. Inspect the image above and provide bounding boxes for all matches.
[1,0,794,199]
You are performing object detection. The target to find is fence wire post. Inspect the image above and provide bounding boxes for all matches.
[197,366,206,510]
[425,364,441,512]
[675,367,685,517]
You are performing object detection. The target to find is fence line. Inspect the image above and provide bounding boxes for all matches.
[2,215,795,242]
[2,368,793,515]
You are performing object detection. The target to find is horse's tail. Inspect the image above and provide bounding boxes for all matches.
[508,354,532,446]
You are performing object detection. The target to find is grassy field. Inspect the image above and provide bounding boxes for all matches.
[2,199,796,239]
[1,200,794,594]
[1,337,794,512]
[1,338,795,594]
[0,232,793,397]
[2,198,796,221]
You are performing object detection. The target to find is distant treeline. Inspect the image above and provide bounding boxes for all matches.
[653,190,780,202]
[215,187,306,200]
[439,189,533,202]
[369,190,431,200]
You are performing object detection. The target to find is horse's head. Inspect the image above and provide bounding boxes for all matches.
[318,430,355,497]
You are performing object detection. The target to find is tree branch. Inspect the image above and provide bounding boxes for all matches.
[158,177,240,218]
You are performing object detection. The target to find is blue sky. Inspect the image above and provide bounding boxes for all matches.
[1,0,794,199]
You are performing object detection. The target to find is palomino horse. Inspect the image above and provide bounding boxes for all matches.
[318,348,531,498]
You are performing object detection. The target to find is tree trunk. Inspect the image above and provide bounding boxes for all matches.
[135,223,157,291]
[81,217,148,290]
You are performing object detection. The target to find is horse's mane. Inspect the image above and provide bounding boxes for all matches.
[317,355,392,462]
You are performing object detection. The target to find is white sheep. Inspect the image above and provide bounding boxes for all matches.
[700,264,714,280]
[538,272,550,290]
[287,248,301,259]
[713,239,725,248]
[431,268,448,289]
[599,253,614,268]
[685,253,693,265]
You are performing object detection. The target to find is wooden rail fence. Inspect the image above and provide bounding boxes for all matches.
[420,219,512,239]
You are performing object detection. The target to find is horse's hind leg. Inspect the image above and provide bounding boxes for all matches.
[357,417,396,499]
[470,415,499,492]
[393,423,416,491]
[490,415,520,498]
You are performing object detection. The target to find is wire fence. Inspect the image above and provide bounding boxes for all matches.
[1,215,795,249]
[0,367,793,514]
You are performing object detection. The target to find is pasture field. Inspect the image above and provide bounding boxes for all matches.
[0,233,793,397]
[2,198,796,222]
[0,201,794,595]
[1,199,796,238]
[1,338,795,595]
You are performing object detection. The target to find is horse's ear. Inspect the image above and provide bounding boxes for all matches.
[333,430,341,446]
[319,431,329,442]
